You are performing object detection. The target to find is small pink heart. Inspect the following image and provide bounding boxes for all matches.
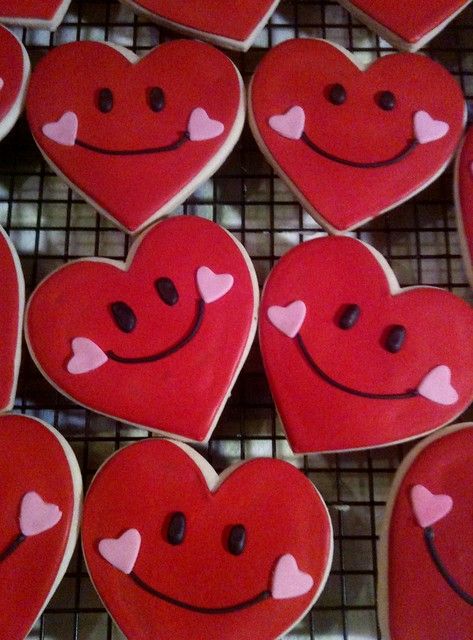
[0,78,4,91]
[98,529,141,575]
[417,365,458,405]
[188,108,224,142]
[42,111,78,147]
[67,337,108,375]
[20,491,62,537]
[269,106,305,140]
[271,554,314,600]
[267,301,307,338]
[411,485,453,529]
[414,111,449,145]
[196,266,234,303]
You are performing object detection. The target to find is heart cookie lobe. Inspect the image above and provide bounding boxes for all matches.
[249,38,465,233]
[454,126,473,286]
[0,0,72,29]
[26,39,244,234]
[0,25,30,142]
[259,235,473,454]
[25,215,259,442]
[379,423,473,640]
[82,438,333,640]
[0,415,82,639]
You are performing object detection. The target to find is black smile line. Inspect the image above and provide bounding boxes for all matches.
[424,527,473,606]
[300,131,418,168]
[130,571,271,614]
[106,298,205,365]
[75,131,190,156]
[0,533,26,563]
[296,333,418,400]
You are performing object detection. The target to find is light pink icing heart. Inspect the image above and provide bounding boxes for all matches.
[267,301,307,338]
[42,111,78,146]
[20,491,62,537]
[271,554,314,600]
[98,529,141,574]
[188,108,224,142]
[196,266,234,303]
[414,111,449,145]
[67,337,108,375]
[417,365,458,405]
[0,78,4,91]
[268,106,305,140]
[411,484,453,528]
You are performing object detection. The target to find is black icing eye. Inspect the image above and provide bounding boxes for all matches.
[110,301,136,333]
[98,87,113,113]
[149,87,165,113]
[376,90,396,111]
[384,325,406,353]
[337,304,361,330]
[167,512,186,545]
[227,525,246,556]
[155,277,179,306]
[328,83,347,106]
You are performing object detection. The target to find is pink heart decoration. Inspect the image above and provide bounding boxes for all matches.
[42,111,78,147]
[0,78,4,91]
[98,529,142,575]
[417,365,458,406]
[267,301,307,338]
[414,111,449,145]
[271,553,314,600]
[411,484,453,528]
[67,337,108,375]
[196,266,234,303]
[268,106,305,140]
[19,491,62,537]
[188,108,224,142]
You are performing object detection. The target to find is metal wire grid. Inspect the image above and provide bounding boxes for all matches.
[0,0,471,638]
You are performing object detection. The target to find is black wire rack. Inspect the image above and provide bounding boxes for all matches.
[2,1,472,638]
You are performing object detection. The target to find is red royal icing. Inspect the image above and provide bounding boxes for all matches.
[455,126,473,285]
[0,0,71,27]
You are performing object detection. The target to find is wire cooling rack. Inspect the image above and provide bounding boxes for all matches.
[2,1,472,638]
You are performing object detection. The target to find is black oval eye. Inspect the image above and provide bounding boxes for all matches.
[338,304,361,330]
[155,277,179,306]
[167,512,186,545]
[228,525,246,556]
[98,87,113,113]
[110,301,136,333]
[328,83,347,106]
[376,91,396,111]
[385,325,406,353]
[149,87,165,113]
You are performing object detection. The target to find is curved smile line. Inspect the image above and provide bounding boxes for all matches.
[296,333,418,400]
[130,571,271,614]
[300,132,418,169]
[106,298,205,364]
[424,526,473,606]
[75,130,190,156]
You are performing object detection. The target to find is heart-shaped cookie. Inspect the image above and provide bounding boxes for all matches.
[26,39,244,234]
[0,225,24,413]
[118,0,281,51]
[0,414,82,638]
[249,38,466,233]
[0,0,71,29]
[378,423,473,640]
[25,215,258,442]
[337,0,471,51]
[454,126,473,286]
[259,235,473,454]
[0,25,30,141]
[82,438,333,640]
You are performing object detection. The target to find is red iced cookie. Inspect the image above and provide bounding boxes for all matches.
[259,235,473,454]
[0,225,24,413]
[0,0,71,29]
[82,438,333,640]
[0,25,30,141]
[0,414,82,639]
[378,423,473,640]
[25,215,258,442]
[119,0,281,51]
[26,39,244,234]
[454,126,473,286]
[337,0,471,51]
[249,38,465,233]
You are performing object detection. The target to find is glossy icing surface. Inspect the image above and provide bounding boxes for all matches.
[455,127,473,285]
[0,25,29,134]
[0,0,69,23]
